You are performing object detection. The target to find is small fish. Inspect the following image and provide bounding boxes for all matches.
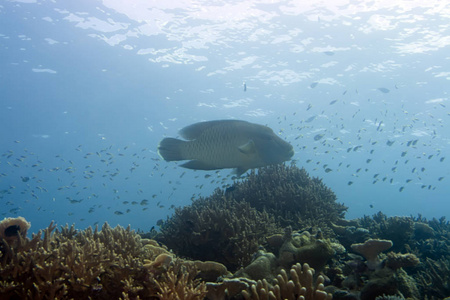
[305,116,316,123]
[314,133,325,141]
[377,87,390,93]
[386,140,395,146]
[243,81,247,92]
[310,82,318,89]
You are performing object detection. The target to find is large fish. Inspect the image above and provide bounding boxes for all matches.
[157,120,294,175]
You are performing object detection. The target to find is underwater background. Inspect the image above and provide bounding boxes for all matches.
[1,0,449,234]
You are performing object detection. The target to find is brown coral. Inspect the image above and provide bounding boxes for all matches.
[228,164,347,231]
[0,220,208,299]
[278,230,335,272]
[384,252,420,270]
[242,263,332,300]
[157,163,347,272]
[0,216,31,246]
[157,196,281,271]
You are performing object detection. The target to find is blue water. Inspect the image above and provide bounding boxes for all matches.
[1,0,449,234]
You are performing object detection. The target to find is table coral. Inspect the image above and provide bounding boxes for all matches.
[351,239,393,270]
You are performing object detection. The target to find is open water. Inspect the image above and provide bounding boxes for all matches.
[1,0,449,234]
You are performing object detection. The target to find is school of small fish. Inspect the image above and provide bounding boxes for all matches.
[0,85,448,223]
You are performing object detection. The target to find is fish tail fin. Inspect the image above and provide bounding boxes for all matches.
[158,138,186,161]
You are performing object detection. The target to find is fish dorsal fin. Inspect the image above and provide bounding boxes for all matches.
[179,120,249,140]
[238,140,256,154]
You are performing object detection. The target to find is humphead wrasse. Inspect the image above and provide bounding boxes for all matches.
[157,120,294,175]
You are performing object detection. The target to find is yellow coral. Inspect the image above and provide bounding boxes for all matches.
[0,219,210,299]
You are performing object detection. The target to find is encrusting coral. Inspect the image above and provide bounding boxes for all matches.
[241,263,332,300]
[0,218,208,300]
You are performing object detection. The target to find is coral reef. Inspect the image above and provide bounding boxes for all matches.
[357,213,413,253]
[350,239,393,270]
[0,219,208,300]
[157,163,347,272]
[0,216,31,246]
[416,257,450,299]
[241,263,332,300]
[157,196,281,271]
[323,212,450,299]
[3,166,450,299]
[228,163,347,231]
[384,252,420,271]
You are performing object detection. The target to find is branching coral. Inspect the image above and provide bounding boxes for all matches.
[384,252,420,271]
[416,257,450,298]
[241,263,332,300]
[157,163,346,272]
[357,212,413,253]
[0,219,208,299]
[229,163,347,231]
[158,197,281,271]
[154,262,207,300]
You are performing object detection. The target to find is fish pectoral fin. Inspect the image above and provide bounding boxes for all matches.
[238,140,256,155]
[180,160,217,170]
